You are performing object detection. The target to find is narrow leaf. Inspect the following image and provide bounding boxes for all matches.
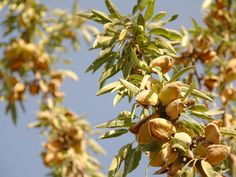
[140,75,151,89]
[155,37,176,54]
[113,93,125,106]
[167,14,178,22]
[91,10,112,23]
[105,0,123,20]
[181,80,196,101]
[189,110,214,121]
[145,0,155,20]
[189,104,209,112]
[130,47,141,67]
[170,66,194,82]
[96,112,132,128]
[123,146,142,177]
[119,79,140,95]
[99,129,128,139]
[201,160,215,177]
[97,81,121,96]
[99,64,121,85]
[108,143,132,177]
[182,84,213,102]
[151,11,167,22]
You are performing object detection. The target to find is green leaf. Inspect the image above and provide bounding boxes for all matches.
[123,146,142,177]
[119,79,140,95]
[150,28,182,41]
[132,4,139,15]
[91,10,112,23]
[130,47,141,67]
[99,64,122,85]
[180,116,205,135]
[144,0,155,20]
[72,0,78,14]
[113,93,125,106]
[150,27,170,37]
[151,11,167,22]
[128,74,143,82]
[181,80,196,101]
[99,129,128,139]
[86,52,116,73]
[155,37,176,54]
[186,167,196,177]
[140,75,151,89]
[122,60,133,79]
[138,0,150,12]
[220,128,236,137]
[97,81,121,96]
[178,159,196,176]
[182,84,213,102]
[141,141,161,152]
[191,18,201,31]
[167,14,178,22]
[205,110,224,116]
[96,111,132,128]
[119,29,128,41]
[201,160,215,177]
[189,110,214,121]
[172,143,187,152]
[189,104,209,112]
[170,66,194,82]
[5,103,17,125]
[105,0,123,20]
[108,143,132,177]
[93,35,116,48]
[137,13,145,27]
[167,29,183,41]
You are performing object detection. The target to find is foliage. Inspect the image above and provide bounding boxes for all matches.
[0,0,103,177]
[86,0,236,176]
[1,0,236,177]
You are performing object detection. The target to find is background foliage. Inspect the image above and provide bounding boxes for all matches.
[1,0,236,177]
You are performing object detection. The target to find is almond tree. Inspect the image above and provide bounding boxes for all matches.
[85,0,236,176]
[0,0,104,177]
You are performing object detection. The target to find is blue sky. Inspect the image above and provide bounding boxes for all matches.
[0,0,203,177]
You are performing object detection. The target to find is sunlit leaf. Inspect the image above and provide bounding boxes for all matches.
[155,37,176,54]
[181,80,196,101]
[113,93,125,106]
[97,81,121,96]
[130,47,141,67]
[170,66,194,82]
[105,0,123,20]
[99,129,129,139]
[123,146,142,177]
[119,79,140,95]
[182,84,213,102]
[189,104,209,112]
[96,111,132,128]
[144,0,155,20]
[91,10,112,23]
[151,11,167,22]
[108,143,132,177]
[201,160,215,177]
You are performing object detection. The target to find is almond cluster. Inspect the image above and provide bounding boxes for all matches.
[37,108,101,177]
[128,55,231,176]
